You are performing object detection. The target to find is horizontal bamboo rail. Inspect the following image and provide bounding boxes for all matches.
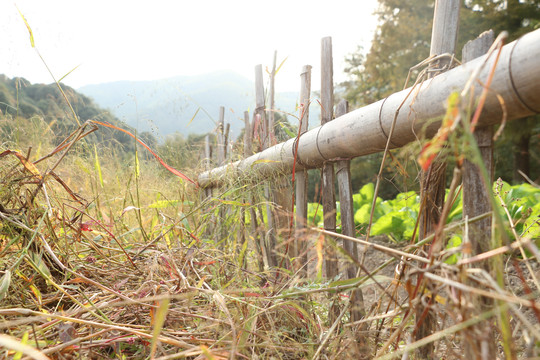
[198,28,540,187]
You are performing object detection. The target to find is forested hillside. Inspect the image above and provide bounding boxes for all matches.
[0,74,151,153]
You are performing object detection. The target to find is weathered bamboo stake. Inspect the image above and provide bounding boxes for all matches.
[198,28,540,187]
[335,100,368,354]
[203,134,214,238]
[255,64,277,268]
[241,110,262,271]
[204,135,212,199]
[254,64,268,149]
[461,29,496,360]
[244,111,253,158]
[268,51,293,267]
[320,37,339,282]
[462,30,494,257]
[416,0,460,357]
[217,106,225,165]
[224,123,230,160]
[294,65,312,277]
[268,50,277,146]
[215,106,227,244]
[335,100,365,315]
[321,36,339,322]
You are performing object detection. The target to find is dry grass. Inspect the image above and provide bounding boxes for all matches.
[0,114,539,360]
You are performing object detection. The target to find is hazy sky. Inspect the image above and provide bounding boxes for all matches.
[1,0,379,92]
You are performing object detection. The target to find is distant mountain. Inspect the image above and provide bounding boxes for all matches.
[0,74,142,152]
[78,71,311,140]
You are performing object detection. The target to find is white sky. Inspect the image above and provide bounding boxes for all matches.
[1,0,379,92]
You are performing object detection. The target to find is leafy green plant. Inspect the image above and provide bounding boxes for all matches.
[307,181,540,244]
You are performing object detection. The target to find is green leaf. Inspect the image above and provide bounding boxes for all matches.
[354,203,372,224]
[13,331,29,360]
[187,107,200,127]
[359,183,375,203]
[274,56,288,76]
[328,274,394,291]
[371,212,405,238]
[134,150,140,178]
[150,298,169,359]
[17,7,35,48]
[58,64,81,83]
[278,121,296,138]
[445,235,462,265]
[94,144,104,188]
[148,200,193,209]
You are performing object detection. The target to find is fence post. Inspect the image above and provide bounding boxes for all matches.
[294,65,312,277]
[321,36,340,322]
[255,64,278,268]
[461,29,496,360]
[224,123,230,161]
[214,106,227,244]
[416,0,460,357]
[217,106,225,165]
[204,135,212,199]
[335,100,368,354]
[268,50,277,145]
[268,51,293,268]
[255,64,268,149]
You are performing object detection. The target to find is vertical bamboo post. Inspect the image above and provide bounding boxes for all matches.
[416,0,460,357]
[461,29,496,359]
[255,64,277,268]
[215,106,226,244]
[321,36,339,323]
[294,65,312,277]
[462,31,494,258]
[268,50,277,146]
[335,99,366,318]
[268,51,292,264]
[224,122,230,161]
[217,106,225,165]
[203,134,214,238]
[321,37,338,281]
[204,135,212,199]
[254,64,268,149]
[244,111,252,159]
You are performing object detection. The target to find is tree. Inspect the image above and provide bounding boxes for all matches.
[343,0,540,183]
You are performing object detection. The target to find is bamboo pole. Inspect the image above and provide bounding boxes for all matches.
[255,64,277,268]
[321,36,339,322]
[320,36,339,283]
[461,29,496,360]
[244,111,252,158]
[268,50,277,146]
[294,65,312,277]
[268,51,293,265]
[215,106,226,245]
[416,1,460,357]
[217,106,225,165]
[462,30,494,257]
[243,110,264,272]
[254,64,267,149]
[204,135,212,199]
[224,123,230,161]
[335,100,367,353]
[198,28,540,187]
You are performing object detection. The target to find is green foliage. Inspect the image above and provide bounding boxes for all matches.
[344,0,540,107]
[495,180,540,239]
[307,181,540,245]
[342,0,540,185]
